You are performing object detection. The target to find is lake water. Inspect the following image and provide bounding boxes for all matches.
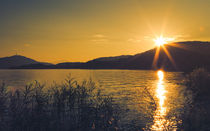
[0,69,185,130]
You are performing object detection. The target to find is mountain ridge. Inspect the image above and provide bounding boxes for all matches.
[2,41,210,72]
[0,55,52,69]
[0,55,38,69]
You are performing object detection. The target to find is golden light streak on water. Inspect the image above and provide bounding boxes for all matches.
[151,70,176,131]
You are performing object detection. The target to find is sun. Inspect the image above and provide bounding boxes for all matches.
[154,36,175,47]
[154,36,167,46]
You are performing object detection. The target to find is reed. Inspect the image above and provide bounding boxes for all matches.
[0,78,120,131]
[182,68,210,130]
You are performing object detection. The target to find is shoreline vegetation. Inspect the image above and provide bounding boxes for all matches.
[0,78,121,131]
[182,68,210,130]
[0,76,157,131]
[0,68,210,130]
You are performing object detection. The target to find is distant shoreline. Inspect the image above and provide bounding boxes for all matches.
[0,68,183,73]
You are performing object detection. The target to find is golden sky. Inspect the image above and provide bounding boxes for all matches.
[0,0,210,63]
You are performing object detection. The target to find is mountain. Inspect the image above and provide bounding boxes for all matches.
[55,62,84,69]
[12,55,132,69]
[9,41,210,72]
[127,41,210,72]
[82,41,210,71]
[0,55,39,69]
[12,63,55,69]
[0,55,54,69]
[84,55,132,69]
[89,55,132,62]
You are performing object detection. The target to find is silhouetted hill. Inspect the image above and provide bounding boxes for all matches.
[55,62,85,69]
[12,63,55,69]
[127,41,210,72]
[89,55,132,62]
[0,55,54,69]
[82,41,210,71]
[84,55,132,69]
[9,41,210,72]
[0,55,39,69]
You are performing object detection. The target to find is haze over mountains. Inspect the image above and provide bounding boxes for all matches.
[1,41,210,72]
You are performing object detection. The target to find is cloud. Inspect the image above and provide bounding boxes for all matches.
[128,38,141,43]
[24,44,31,47]
[93,34,106,38]
[92,34,108,43]
[92,39,108,42]
[174,34,191,41]
[143,34,191,42]
[144,36,151,40]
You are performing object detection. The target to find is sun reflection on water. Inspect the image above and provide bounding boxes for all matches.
[151,70,171,131]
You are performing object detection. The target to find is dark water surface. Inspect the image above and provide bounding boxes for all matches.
[0,69,185,130]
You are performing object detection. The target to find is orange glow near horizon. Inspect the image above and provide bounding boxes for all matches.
[1,1,210,63]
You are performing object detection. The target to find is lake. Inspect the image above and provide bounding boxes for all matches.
[0,69,185,130]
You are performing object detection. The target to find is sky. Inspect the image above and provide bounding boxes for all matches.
[1,0,210,63]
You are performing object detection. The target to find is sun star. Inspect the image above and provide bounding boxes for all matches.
[152,35,176,69]
[154,36,175,47]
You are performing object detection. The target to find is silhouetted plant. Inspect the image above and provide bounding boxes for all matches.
[185,68,210,100]
[182,68,210,131]
[0,78,121,131]
[0,83,9,130]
